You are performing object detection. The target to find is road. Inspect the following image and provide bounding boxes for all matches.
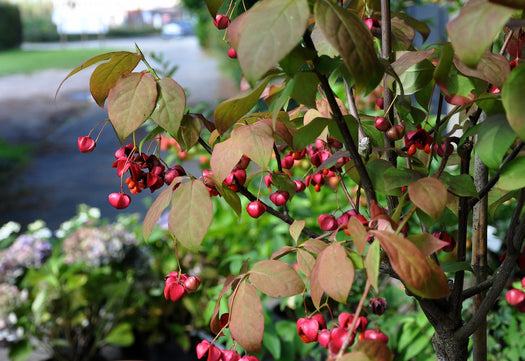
[0,35,237,231]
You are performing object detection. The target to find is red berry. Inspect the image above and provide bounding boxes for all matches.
[269,191,290,206]
[77,136,96,153]
[294,180,306,193]
[364,329,389,344]
[246,201,266,218]
[374,116,390,132]
[213,14,230,29]
[296,317,319,343]
[221,350,241,361]
[376,97,384,109]
[108,192,131,209]
[506,288,525,306]
[281,155,294,169]
[183,275,201,293]
[227,47,237,59]
[329,327,353,354]
[318,214,337,231]
[318,329,331,349]
[522,277,525,288]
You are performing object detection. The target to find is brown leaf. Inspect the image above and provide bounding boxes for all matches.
[230,282,264,353]
[249,260,304,297]
[407,177,448,220]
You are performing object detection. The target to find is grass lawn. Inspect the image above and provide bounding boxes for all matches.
[0,48,117,76]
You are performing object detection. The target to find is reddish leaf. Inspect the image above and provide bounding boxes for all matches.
[391,50,435,78]
[142,179,181,241]
[370,230,431,292]
[107,72,158,140]
[168,180,213,252]
[235,0,310,82]
[90,52,141,108]
[447,0,514,68]
[214,77,270,135]
[407,177,448,220]
[405,257,451,299]
[259,117,295,148]
[314,0,383,94]
[150,78,186,136]
[391,17,415,49]
[231,121,274,171]
[271,245,296,260]
[353,339,394,361]
[210,275,238,335]
[297,248,315,277]
[454,51,511,88]
[408,233,449,256]
[347,216,369,255]
[289,220,306,242]
[249,260,304,297]
[311,242,354,304]
[210,138,243,183]
[230,282,264,353]
[300,239,329,254]
[340,352,371,361]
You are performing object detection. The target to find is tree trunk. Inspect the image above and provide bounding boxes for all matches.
[431,332,469,361]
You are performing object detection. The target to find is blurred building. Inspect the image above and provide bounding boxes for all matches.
[7,0,182,35]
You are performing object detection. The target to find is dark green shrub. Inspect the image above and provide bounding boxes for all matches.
[0,4,23,50]
[19,2,59,43]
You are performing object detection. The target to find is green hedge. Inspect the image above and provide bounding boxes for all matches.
[0,4,23,50]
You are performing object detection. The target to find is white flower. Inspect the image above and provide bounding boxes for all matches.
[0,222,21,241]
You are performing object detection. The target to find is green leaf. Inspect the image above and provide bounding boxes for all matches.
[365,240,380,292]
[178,114,202,151]
[89,52,141,108]
[230,281,264,353]
[502,64,525,141]
[498,156,525,190]
[291,71,319,108]
[8,340,32,361]
[150,77,186,136]
[433,42,454,93]
[314,0,383,94]
[104,323,134,347]
[395,58,434,95]
[214,77,271,135]
[383,167,422,191]
[107,72,158,140]
[408,177,448,219]
[297,248,315,277]
[366,159,401,196]
[235,0,310,83]
[249,260,304,297]
[393,12,431,43]
[440,261,474,273]
[271,171,297,198]
[293,117,331,150]
[391,17,416,50]
[206,0,225,17]
[169,180,213,251]
[311,242,354,304]
[446,0,515,68]
[474,114,517,169]
[216,184,242,219]
[439,173,479,197]
[56,51,124,98]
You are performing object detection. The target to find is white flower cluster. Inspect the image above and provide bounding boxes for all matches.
[0,284,27,345]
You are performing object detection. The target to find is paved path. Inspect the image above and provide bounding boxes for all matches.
[0,36,237,231]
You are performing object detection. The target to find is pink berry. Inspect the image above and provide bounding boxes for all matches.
[318,214,337,231]
[227,47,237,59]
[364,329,389,344]
[374,116,390,132]
[246,201,266,218]
[213,14,230,29]
[269,191,290,206]
[506,288,525,306]
[108,192,131,209]
[77,136,96,153]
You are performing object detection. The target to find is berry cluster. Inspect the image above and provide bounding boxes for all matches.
[296,311,388,357]
[164,271,201,302]
[213,14,237,59]
[196,339,259,361]
[505,277,525,312]
[318,209,369,233]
